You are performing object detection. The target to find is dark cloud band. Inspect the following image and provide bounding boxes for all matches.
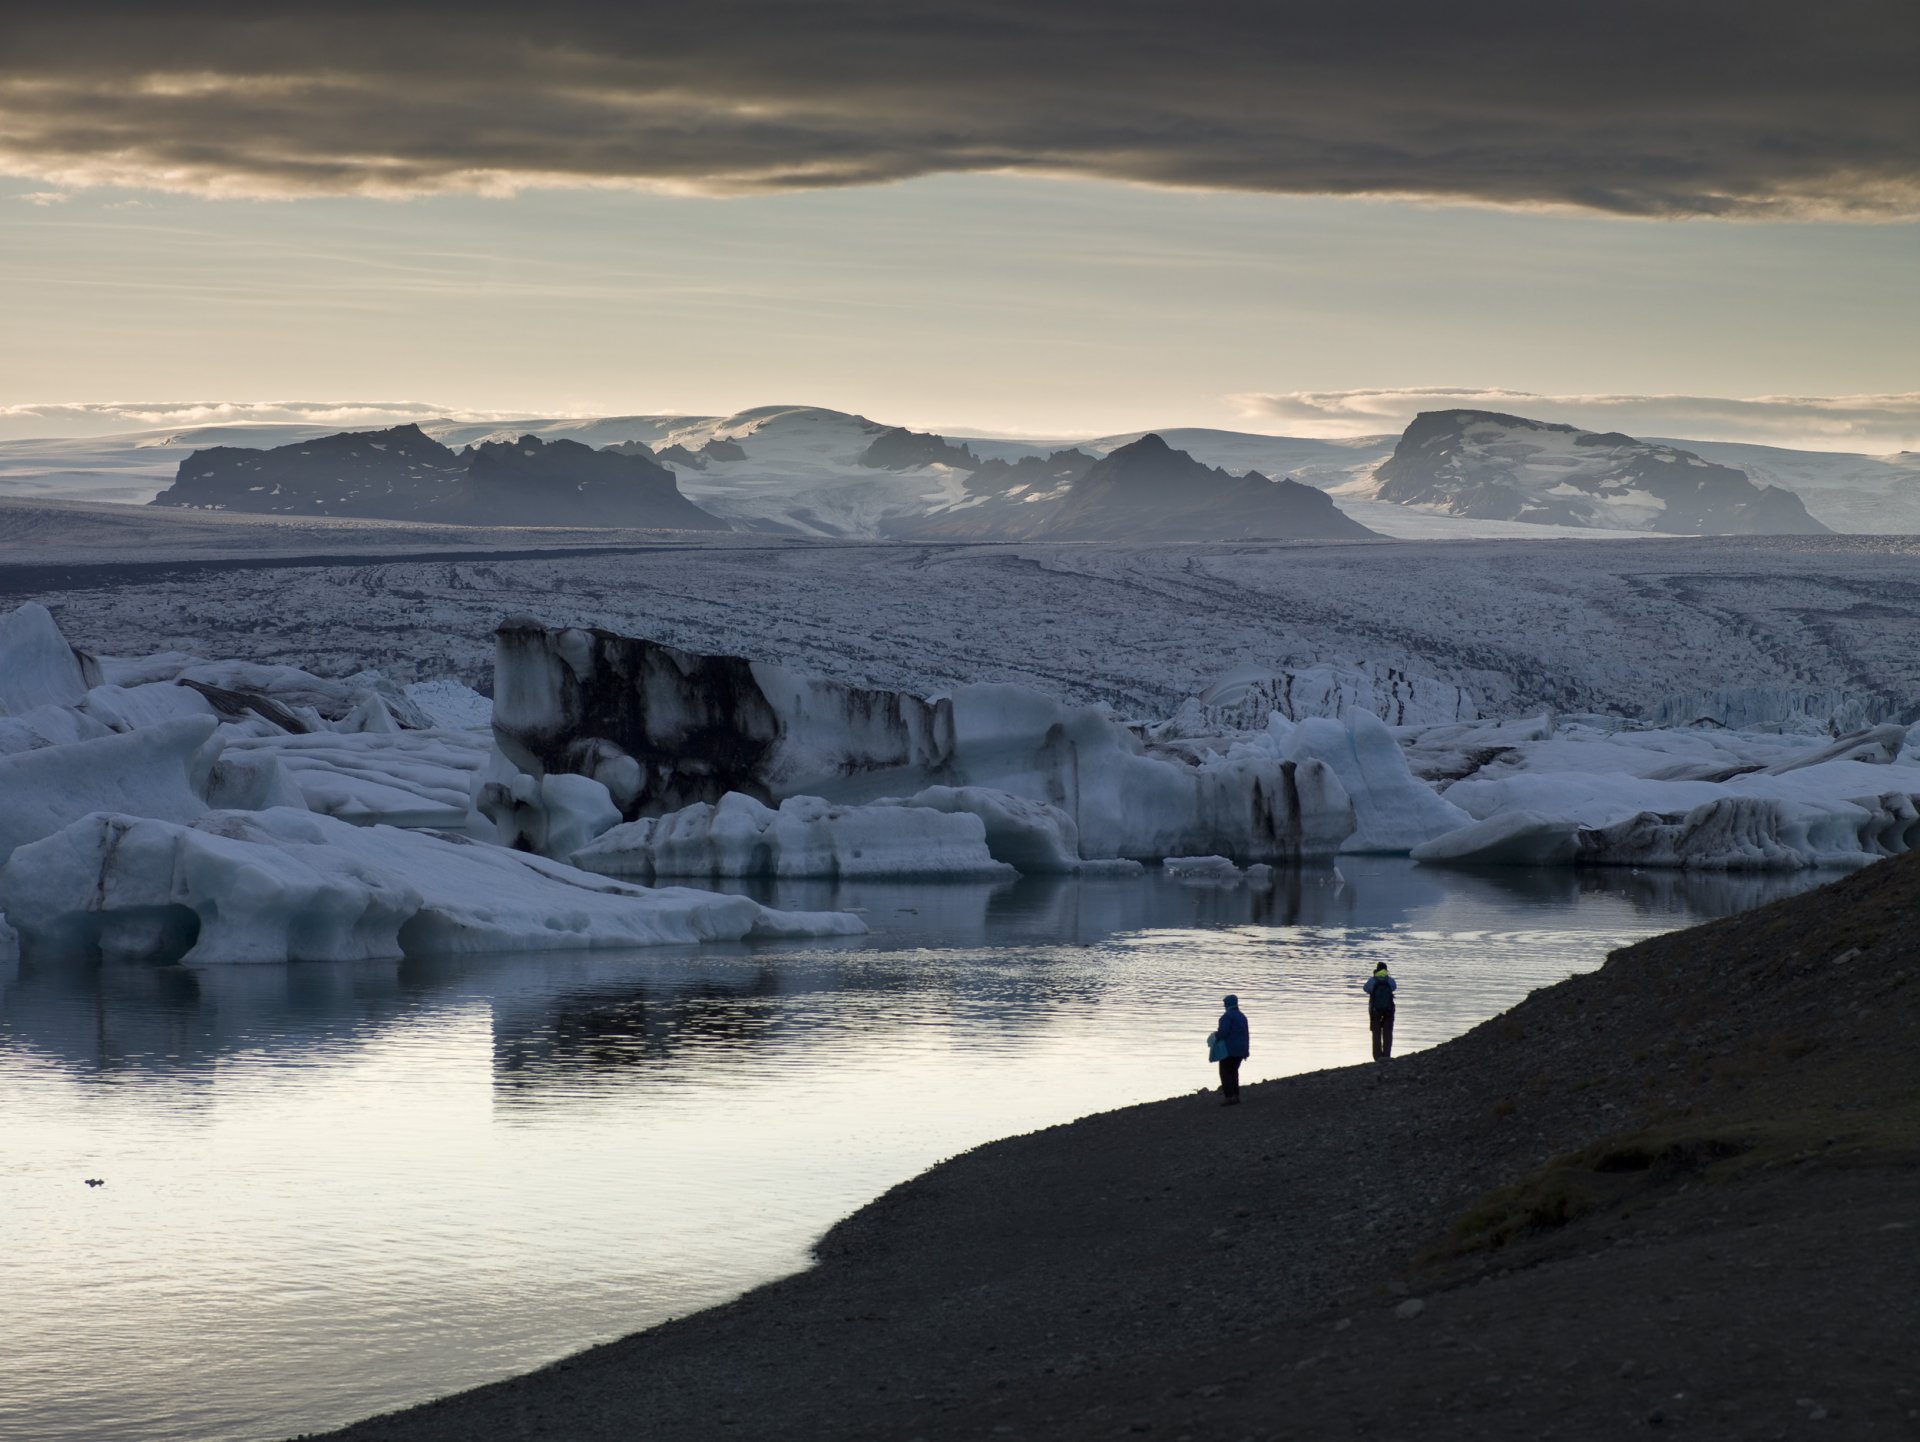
[1,2,1913,216]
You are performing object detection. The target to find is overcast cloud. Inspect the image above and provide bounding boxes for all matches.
[0,2,1913,217]
[1234,390,1920,452]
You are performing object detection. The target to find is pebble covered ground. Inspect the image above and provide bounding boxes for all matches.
[311,853,1918,1441]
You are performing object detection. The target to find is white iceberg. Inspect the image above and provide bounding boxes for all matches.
[0,602,100,716]
[891,785,1085,873]
[223,729,493,828]
[1281,712,1474,853]
[0,716,215,864]
[573,792,1013,881]
[0,807,865,964]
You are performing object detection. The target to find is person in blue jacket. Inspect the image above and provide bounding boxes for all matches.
[1212,994,1250,1104]
[1364,963,1397,1062]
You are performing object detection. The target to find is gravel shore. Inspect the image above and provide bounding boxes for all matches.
[311,854,1919,1441]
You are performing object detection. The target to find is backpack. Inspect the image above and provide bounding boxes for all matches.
[1369,974,1395,1011]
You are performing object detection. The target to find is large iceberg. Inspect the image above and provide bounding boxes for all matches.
[491,620,1357,862]
[0,807,865,965]
[1412,723,1920,870]
[573,792,1013,880]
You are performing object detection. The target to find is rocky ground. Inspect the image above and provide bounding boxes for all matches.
[310,854,1918,1442]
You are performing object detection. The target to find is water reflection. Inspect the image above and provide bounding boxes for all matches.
[0,864,1819,1086]
[0,863,1829,1442]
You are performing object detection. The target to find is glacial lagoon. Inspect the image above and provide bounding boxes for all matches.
[0,862,1822,1442]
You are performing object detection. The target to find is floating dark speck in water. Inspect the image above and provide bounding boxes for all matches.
[84,1178,105,1187]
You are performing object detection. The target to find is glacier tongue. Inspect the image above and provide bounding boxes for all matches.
[1169,661,1477,733]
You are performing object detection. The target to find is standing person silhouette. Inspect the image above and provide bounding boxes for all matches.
[1364,963,1397,1062]
[1211,994,1250,1105]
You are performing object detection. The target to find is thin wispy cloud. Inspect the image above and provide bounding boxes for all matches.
[0,2,1912,218]
[13,190,70,205]
[1232,389,1920,452]
[0,400,543,440]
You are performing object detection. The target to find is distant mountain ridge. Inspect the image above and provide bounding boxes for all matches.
[150,424,729,530]
[55,401,1900,539]
[1368,410,1829,535]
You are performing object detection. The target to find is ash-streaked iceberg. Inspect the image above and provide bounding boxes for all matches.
[491,619,1358,864]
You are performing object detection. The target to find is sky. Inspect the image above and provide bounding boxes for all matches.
[2,1,1916,447]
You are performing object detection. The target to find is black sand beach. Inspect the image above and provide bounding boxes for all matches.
[309,854,1919,1441]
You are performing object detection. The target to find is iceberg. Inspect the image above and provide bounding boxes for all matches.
[1409,812,1580,867]
[0,602,101,715]
[892,785,1085,873]
[1280,712,1474,853]
[491,621,1357,862]
[572,791,1013,881]
[0,807,865,965]
[224,729,493,828]
[1575,794,1920,871]
[0,716,215,864]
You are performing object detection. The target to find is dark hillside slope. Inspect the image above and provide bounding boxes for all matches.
[319,854,1917,1442]
[1040,433,1379,541]
[154,427,728,530]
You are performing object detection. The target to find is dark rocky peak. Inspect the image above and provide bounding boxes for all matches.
[967,448,1097,492]
[701,437,748,462]
[152,423,727,529]
[1041,435,1378,541]
[464,434,682,488]
[650,442,706,469]
[604,438,661,461]
[858,426,981,472]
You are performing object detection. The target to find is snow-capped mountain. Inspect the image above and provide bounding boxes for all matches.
[11,401,1913,536]
[1642,438,1920,535]
[1365,410,1829,535]
[151,425,728,530]
[904,435,1376,542]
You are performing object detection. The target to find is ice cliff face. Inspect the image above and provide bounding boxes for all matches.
[490,618,1359,862]
[1370,411,1828,535]
[152,425,729,530]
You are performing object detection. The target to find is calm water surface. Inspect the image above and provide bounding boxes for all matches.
[0,863,1818,1442]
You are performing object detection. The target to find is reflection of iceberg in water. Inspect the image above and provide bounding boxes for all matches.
[0,865,1825,1090]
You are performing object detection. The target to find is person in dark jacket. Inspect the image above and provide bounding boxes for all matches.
[1213,994,1250,1104]
[1364,963,1397,1061]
